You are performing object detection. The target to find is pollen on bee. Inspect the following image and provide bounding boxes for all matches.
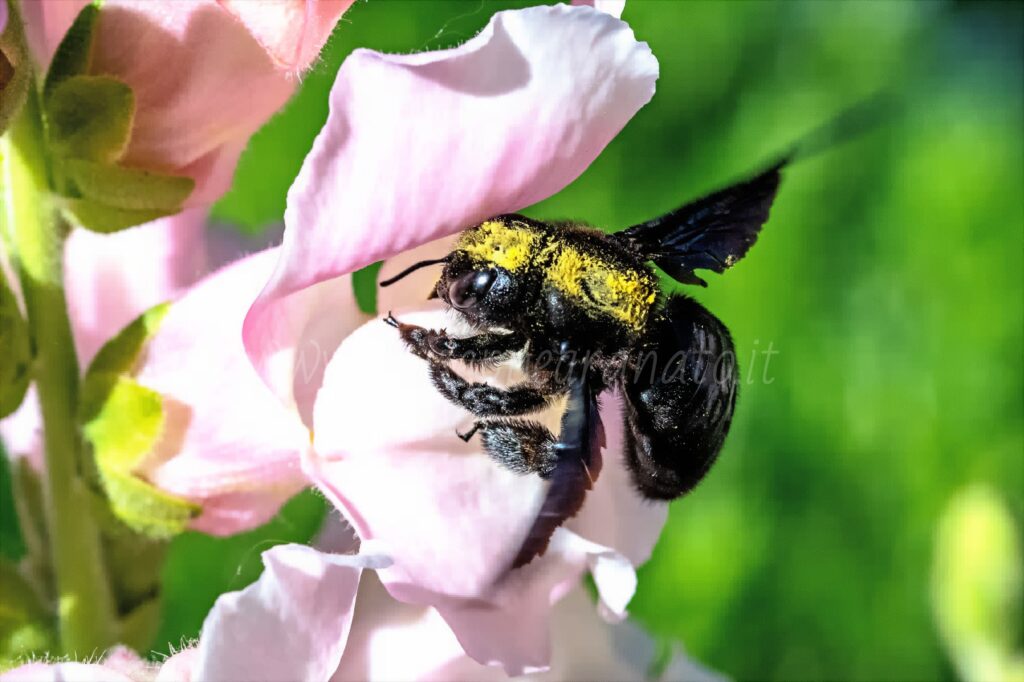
[459,220,539,271]
[547,246,656,331]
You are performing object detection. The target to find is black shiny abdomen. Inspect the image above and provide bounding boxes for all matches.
[620,295,738,500]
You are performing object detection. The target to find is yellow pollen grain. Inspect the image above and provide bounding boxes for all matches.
[546,246,656,332]
[459,220,539,272]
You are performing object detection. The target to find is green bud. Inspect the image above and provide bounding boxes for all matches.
[80,304,201,539]
[932,484,1023,682]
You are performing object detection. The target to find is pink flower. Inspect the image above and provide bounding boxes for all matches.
[229,2,662,673]
[0,644,197,681]
[179,540,722,681]
[0,214,299,532]
[304,270,666,674]
[0,545,722,681]
[19,0,354,206]
[571,0,626,19]
[4,3,681,674]
[0,211,207,470]
[243,3,659,377]
[127,244,365,534]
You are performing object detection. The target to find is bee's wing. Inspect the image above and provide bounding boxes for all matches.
[511,372,604,569]
[613,160,786,286]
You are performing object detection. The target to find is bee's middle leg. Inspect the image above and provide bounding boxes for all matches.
[429,361,555,417]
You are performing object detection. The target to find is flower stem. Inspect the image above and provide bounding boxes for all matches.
[2,83,117,654]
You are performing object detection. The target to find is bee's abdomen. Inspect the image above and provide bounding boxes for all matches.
[620,295,737,499]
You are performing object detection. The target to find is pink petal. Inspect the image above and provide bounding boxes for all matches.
[428,529,632,675]
[130,249,322,534]
[99,646,153,682]
[244,3,658,395]
[135,246,365,533]
[64,209,208,368]
[174,138,248,208]
[335,577,672,681]
[542,586,655,682]
[19,0,89,69]
[155,649,200,682]
[309,306,663,674]
[310,306,548,596]
[89,0,295,204]
[331,572,472,682]
[0,0,7,35]
[314,510,361,555]
[0,384,43,470]
[571,0,626,19]
[193,543,389,681]
[0,663,135,682]
[217,0,355,71]
[187,489,302,536]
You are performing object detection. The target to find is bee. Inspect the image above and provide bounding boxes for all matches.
[383,160,784,569]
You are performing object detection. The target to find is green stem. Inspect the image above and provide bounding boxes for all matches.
[2,83,117,655]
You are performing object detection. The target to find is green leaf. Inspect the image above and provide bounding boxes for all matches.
[0,269,31,419]
[87,302,170,377]
[61,199,172,234]
[81,373,163,471]
[45,75,134,163]
[80,306,200,539]
[63,159,194,211]
[81,373,200,539]
[42,3,100,96]
[0,559,55,663]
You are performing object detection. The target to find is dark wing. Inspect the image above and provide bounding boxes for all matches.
[511,372,604,569]
[613,160,786,286]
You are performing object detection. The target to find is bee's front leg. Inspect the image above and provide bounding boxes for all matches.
[384,313,525,365]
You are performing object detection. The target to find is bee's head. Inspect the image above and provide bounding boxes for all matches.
[378,215,543,328]
[437,216,543,327]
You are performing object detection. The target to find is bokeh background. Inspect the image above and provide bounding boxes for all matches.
[2,1,1021,680]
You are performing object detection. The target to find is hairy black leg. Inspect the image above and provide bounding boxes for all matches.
[468,419,559,477]
[430,361,554,417]
[385,312,525,365]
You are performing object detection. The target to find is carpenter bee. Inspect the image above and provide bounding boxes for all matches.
[383,160,784,569]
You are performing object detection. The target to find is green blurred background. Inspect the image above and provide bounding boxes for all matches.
[6,0,1024,679]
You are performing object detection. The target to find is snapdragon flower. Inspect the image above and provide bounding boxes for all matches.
[0,1,709,676]
[152,3,664,673]
[13,0,353,230]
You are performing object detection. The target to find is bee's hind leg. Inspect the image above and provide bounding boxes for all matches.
[466,419,559,478]
[429,361,555,417]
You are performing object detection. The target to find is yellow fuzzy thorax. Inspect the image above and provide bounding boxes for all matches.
[458,219,540,272]
[457,219,657,332]
[546,246,657,331]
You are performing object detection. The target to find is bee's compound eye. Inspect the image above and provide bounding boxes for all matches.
[449,268,496,310]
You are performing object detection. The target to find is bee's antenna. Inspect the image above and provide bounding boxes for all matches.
[379,257,448,287]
